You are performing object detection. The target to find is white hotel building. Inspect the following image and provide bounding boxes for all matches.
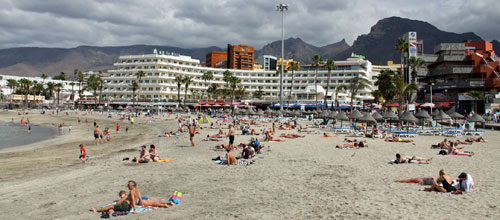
[102,51,377,107]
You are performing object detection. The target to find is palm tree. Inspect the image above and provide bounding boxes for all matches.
[469,90,484,113]
[46,82,56,105]
[395,37,408,78]
[334,84,346,109]
[312,54,323,110]
[324,59,336,110]
[207,84,219,99]
[182,76,193,107]
[202,71,214,100]
[6,79,17,104]
[222,70,234,101]
[288,61,300,102]
[135,71,146,101]
[348,75,371,111]
[86,75,100,108]
[70,82,76,103]
[17,79,32,108]
[228,75,241,109]
[174,75,184,107]
[408,57,426,83]
[98,76,106,106]
[130,81,139,107]
[253,87,265,100]
[55,83,63,105]
[393,75,418,113]
[41,73,47,85]
[235,86,247,100]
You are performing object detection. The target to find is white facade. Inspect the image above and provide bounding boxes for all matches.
[102,53,375,104]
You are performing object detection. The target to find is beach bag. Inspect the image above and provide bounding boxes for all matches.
[168,191,183,204]
[439,150,448,155]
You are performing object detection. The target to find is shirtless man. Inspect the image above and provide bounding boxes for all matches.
[189,123,195,147]
[134,145,150,163]
[228,124,235,149]
[94,125,100,145]
[323,133,337,138]
[225,148,236,165]
[128,180,174,208]
[91,180,141,214]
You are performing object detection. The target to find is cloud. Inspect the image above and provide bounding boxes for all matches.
[0,0,498,49]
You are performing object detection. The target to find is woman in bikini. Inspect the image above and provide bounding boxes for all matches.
[149,144,159,162]
[394,153,432,164]
[424,169,455,192]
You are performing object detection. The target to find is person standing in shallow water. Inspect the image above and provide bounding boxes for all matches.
[189,123,195,147]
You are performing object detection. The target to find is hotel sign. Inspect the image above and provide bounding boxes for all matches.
[408,32,417,57]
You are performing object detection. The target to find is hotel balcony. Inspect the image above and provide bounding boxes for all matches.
[429,65,474,76]
[431,80,485,90]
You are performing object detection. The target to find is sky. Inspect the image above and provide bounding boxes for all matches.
[0,0,499,49]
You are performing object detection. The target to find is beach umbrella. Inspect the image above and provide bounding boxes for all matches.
[311,110,319,116]
[467,113,485,130]
[446,106,456,115]
[359,112,376,124]
[399,111,418,131]
[265,108,273,117]
[415,109,431,127]
[433,110,451,129]
[431,109,440,117]
[371,111,384,122]
[225,108,232,114]
[448,111,464,128]
[328,111,338,119]
[117,106,124,110]
[248,108,256,116]
[383,110,399,131]
[348,109,363,120]
[256,109,265,117]
[319,110,329,119]
[335,111,349,127]
[233,108,240,116]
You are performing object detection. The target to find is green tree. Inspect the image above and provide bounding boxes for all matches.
[46,82,56,104]
[228,75,241,109]
[374,69,398,103]
[408,57,426,83]
[393,75,418,113]
[253,87,265,100]
[17,78,32,109]
[130,81,139,107]
[55,83,63,105]
[202,71,214,100]
[469,90,484,113]
[348,75,370,111]
[174,75,184,107]
[312,54,323,110]
[86,75,100,108]
[334,84,346,109]
[207,84,219,99]
[288,61,300,101]
[135,71,146,100]
[76,71,85,107]
[235,86,247,100]
[98,76,106,106]
[6,79,17,103]
[182,76,193,107]
[324,59,336,109]
[395,37,408,77]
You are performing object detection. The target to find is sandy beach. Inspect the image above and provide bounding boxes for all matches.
[0,110,499,220]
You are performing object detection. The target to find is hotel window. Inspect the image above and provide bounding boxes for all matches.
[338,80,343,83]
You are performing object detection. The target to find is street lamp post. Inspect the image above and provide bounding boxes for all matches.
[277,3,288,111]
[430,83,434,115]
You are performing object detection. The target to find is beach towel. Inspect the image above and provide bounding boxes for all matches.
[449,152,474,156]
[157,159,172,162]
[168,191,183,204]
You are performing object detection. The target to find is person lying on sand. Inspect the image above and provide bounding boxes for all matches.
[396,176,435,185]
[279,133,305,138]
[453,140,473,145]
[385,137,413,142]
[465,137,486,143]
[423,169,455,193]
[336,142,358,149]
[91,181,141,214]
[393,153,432,164]
[344,138,367,143]
[203,137,224,141]
[323,133,337,138]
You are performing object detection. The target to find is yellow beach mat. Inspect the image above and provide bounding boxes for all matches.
[158,159,172,162]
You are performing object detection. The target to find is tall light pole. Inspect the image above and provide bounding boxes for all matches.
[277,3,288,111]
[430,83,434,115]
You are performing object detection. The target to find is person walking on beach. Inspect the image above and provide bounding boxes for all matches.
[116,123,120,133]
[94,125,100,145]
[189,123,195,147]
[228,124,235,149]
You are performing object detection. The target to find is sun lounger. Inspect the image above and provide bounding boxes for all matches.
[333,127,351,133]
[444,131,462,137]
[395,132,418,138]
[464,130,484,136]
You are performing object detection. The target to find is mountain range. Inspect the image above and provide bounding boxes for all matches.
[0,16,497,78]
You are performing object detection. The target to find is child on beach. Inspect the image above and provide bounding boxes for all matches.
[79,144,86,163]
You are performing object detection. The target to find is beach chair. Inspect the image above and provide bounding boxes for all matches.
[444,131,462,137]
[333,127,351,134]
[464,130,484,136]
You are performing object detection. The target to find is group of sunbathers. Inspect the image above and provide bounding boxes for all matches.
[396,169,474,194]
[432,138,479,156]
[91,180,175,215]
[336,138,368,149]
[122,144,160,163]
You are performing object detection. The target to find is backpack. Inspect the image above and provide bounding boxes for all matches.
[439,150,448,155]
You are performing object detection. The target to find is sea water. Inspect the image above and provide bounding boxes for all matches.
[0,122,58,150]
